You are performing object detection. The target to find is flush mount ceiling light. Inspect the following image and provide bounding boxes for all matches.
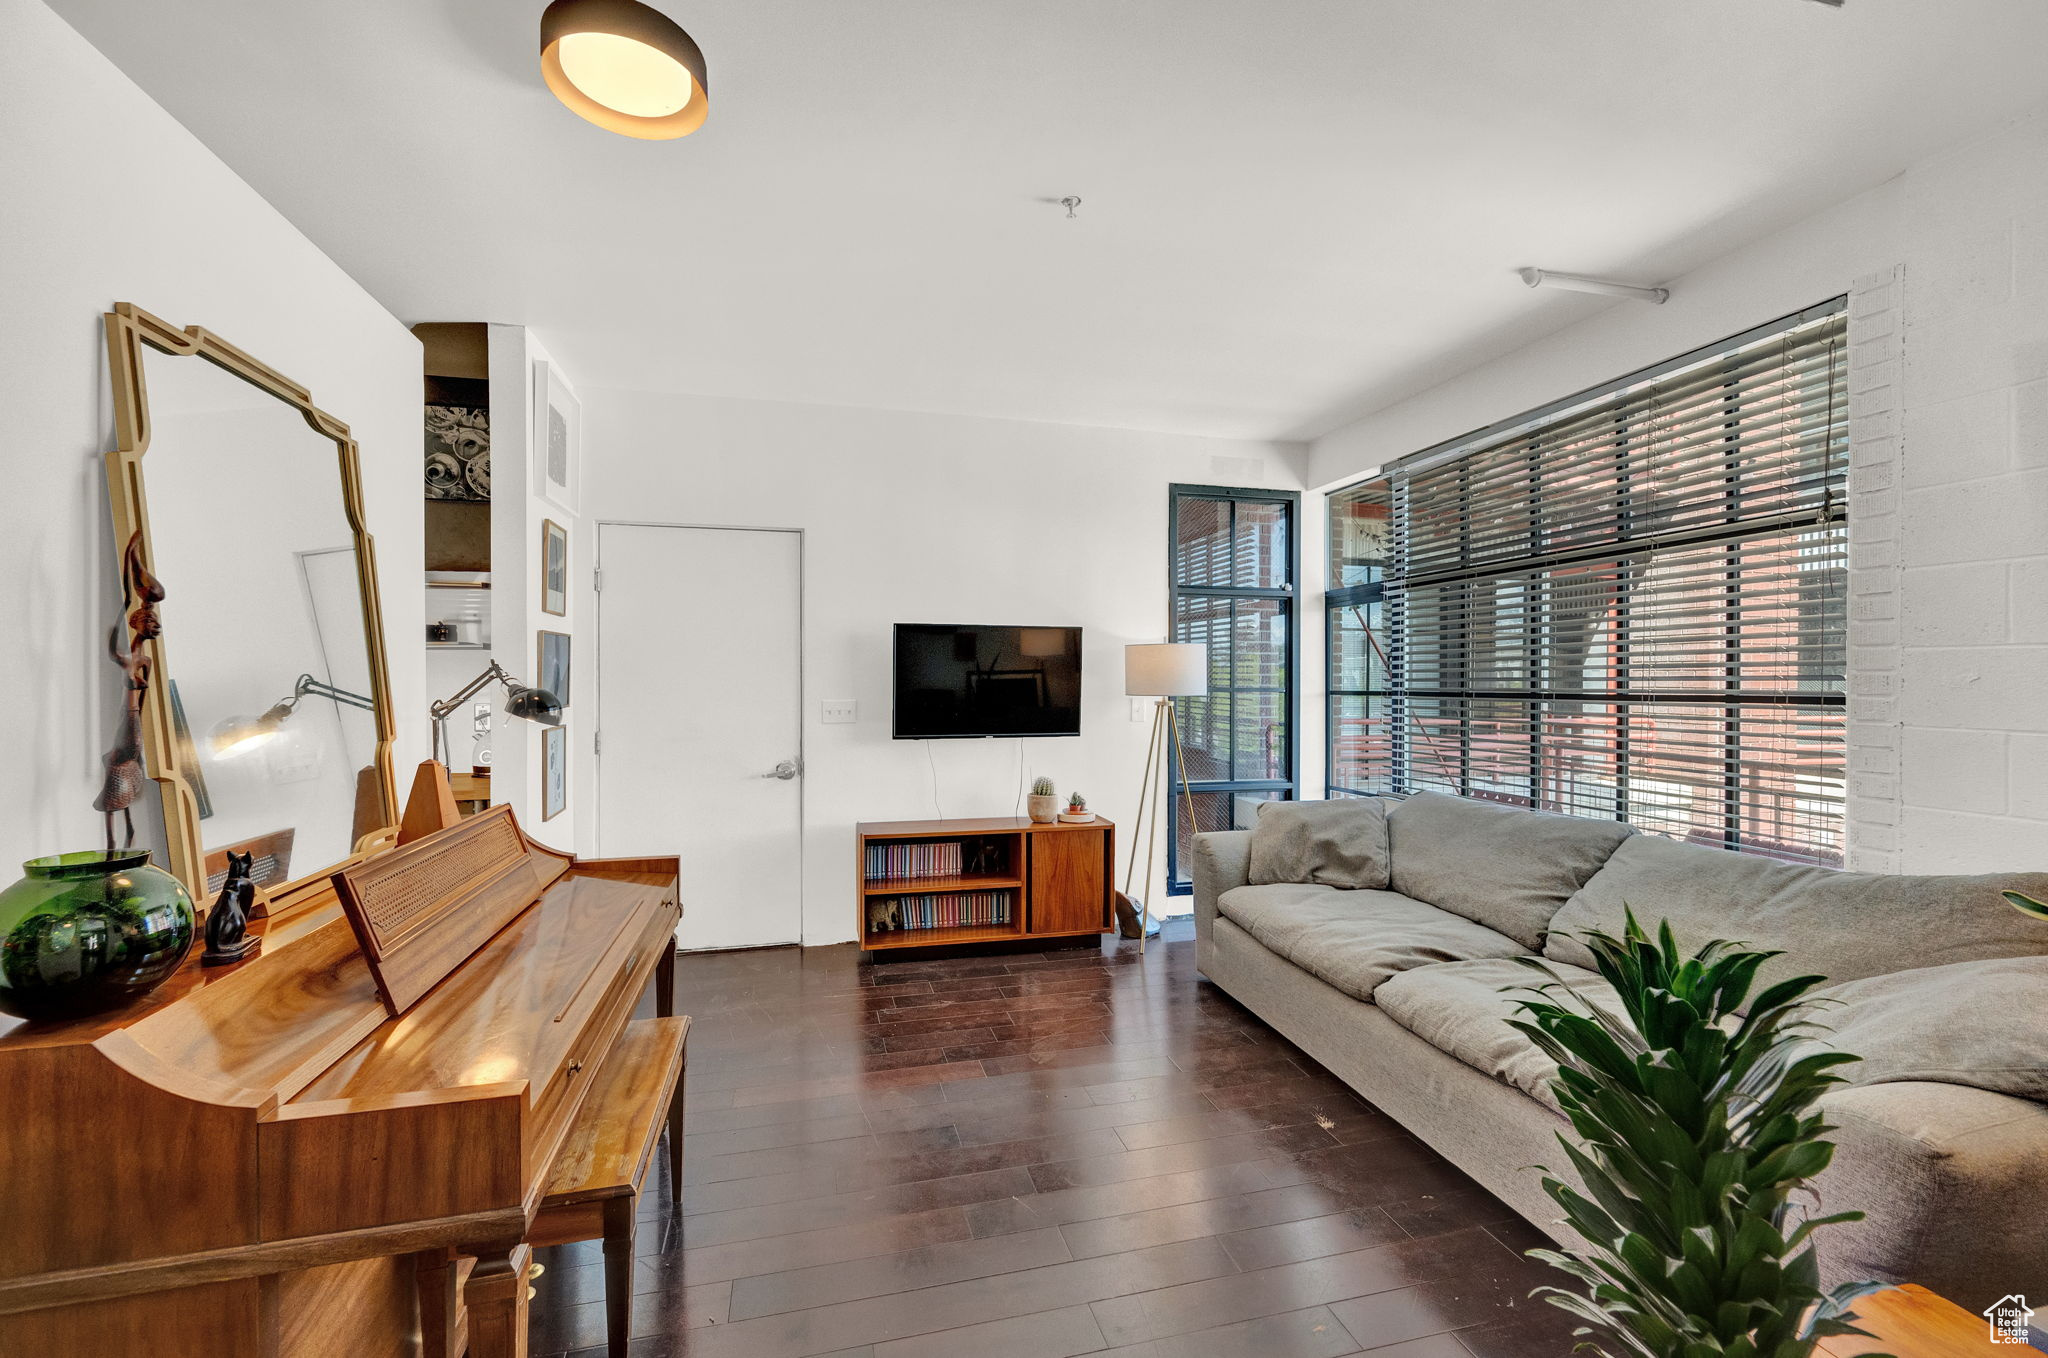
[541,0,708,139]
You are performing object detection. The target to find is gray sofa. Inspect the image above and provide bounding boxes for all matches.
[1192,791,2048,1311]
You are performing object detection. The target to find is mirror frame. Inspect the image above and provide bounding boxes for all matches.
[101,302,400,908]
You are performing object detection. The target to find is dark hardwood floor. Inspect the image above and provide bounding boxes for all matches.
[530,920,1582,1358]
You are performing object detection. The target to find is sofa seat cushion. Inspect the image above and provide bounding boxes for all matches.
[1387,792,1634,951]
[1374,957,1623,1114]
[1248,797,1391,890]
[1809,957,2048,1102]
[1215,883,1530,1003]
[1547,832,2048,992]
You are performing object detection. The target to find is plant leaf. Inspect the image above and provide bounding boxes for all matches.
[1522,914,1882,1358]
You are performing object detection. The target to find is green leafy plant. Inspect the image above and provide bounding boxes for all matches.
[1030,776,1056,797]
[1507,911,1889,1358]
[1067,792,1087,810]
[2002,890,2048,921]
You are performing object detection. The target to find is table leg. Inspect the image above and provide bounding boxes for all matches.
[462,1242,531,1358]
[603,1197,637,1358]
[667,1059,685,1206]
[656,943,676,1020]
[413,1248,460,1358]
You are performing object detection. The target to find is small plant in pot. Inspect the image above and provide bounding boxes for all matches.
[1507,911,1890,1358]
[1059,792,1093,823]
[1027,776,1059,824]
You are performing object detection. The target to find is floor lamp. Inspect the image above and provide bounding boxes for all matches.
[1123,643,1206,955]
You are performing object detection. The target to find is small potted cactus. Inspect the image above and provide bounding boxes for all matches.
[1059,792,1094,824]
[1027,776,1059,824]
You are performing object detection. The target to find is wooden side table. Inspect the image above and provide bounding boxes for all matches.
[1817,1284,2040,1357]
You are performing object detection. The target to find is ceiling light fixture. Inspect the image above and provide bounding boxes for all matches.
[541,0,708,140]
[1518,267,1670,305]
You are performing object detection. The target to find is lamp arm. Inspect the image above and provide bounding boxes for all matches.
[291,673,377,712]
[428,662,549,765]
[429,661,516,723]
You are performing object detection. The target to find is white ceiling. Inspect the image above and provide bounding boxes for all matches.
[47,0,2048,441]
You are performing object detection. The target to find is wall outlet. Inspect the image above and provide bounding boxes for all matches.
[822,698,857,724]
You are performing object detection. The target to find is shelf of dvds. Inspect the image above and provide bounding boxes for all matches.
[855,816,1114,956]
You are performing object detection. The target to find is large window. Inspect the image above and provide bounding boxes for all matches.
[1168,485,1299,895]
[1327,303,1849,867]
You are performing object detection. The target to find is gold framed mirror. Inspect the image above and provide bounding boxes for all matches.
[101,303,399,908]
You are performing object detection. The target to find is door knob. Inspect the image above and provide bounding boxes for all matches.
[762,758,802,781]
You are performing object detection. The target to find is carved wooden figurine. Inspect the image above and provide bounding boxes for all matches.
[94,533,164,856]
[202,849,260,966]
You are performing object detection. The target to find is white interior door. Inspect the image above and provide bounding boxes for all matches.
[597,524,803,950]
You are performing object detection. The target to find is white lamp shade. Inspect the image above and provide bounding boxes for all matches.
[1125,643,1208,697]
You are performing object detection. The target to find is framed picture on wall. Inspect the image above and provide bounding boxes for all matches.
[537,629,571,707]
[424,374,490,503]
[541,518,568,617]
[533,359,579,515]
[541,724,567,822]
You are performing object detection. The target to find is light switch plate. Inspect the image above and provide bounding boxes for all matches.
[822,698,857,724]
[1130,698,1151,723]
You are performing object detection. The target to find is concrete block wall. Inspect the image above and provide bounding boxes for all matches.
[1845,266,1905,871]
[1883,116,2048,872]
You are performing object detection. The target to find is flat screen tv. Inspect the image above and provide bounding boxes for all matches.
[892,624,1082,739]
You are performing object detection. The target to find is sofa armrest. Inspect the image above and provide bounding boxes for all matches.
[1191,830,1253,943]
[1813,1080,2048,1310]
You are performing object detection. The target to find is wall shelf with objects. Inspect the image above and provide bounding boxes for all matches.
[425,572,491,649]
[856,816,1114,955]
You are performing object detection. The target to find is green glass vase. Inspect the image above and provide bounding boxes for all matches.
[0,849,196,1021]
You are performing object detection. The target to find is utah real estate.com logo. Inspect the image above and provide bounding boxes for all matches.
[1983,1294,2034,1345]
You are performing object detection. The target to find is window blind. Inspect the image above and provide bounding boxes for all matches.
[1359,304,1849,866]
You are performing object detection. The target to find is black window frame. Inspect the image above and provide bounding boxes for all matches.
[1165,483,1301,896]
[1324,300,1850,867]
[1326,480,1391,798]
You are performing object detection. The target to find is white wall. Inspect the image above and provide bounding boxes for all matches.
[485,326,585,852]
[580,390,1306,944]
[0,0,424,880]
[1311,101,2048,876]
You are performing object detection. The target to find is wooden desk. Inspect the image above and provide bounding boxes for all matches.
[1817,1285,2034,1357]
[449,770,491,815]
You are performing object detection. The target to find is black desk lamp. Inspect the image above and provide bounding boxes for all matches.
[429,661,563,766]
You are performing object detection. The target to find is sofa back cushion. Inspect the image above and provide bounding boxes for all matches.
[1248,797,1391,890]
[1545,832,2048,988]
[1810,957,2048,1102]
[1387,792,1635,951]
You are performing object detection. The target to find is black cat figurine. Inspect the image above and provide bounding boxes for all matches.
[201,849,261,966]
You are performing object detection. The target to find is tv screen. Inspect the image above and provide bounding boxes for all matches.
[892,624,1082,739]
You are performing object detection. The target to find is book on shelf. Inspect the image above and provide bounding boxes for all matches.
[866,889,1013,934]
[864,840,964,882]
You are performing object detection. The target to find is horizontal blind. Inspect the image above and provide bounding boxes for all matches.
[1381,307,1848,866]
